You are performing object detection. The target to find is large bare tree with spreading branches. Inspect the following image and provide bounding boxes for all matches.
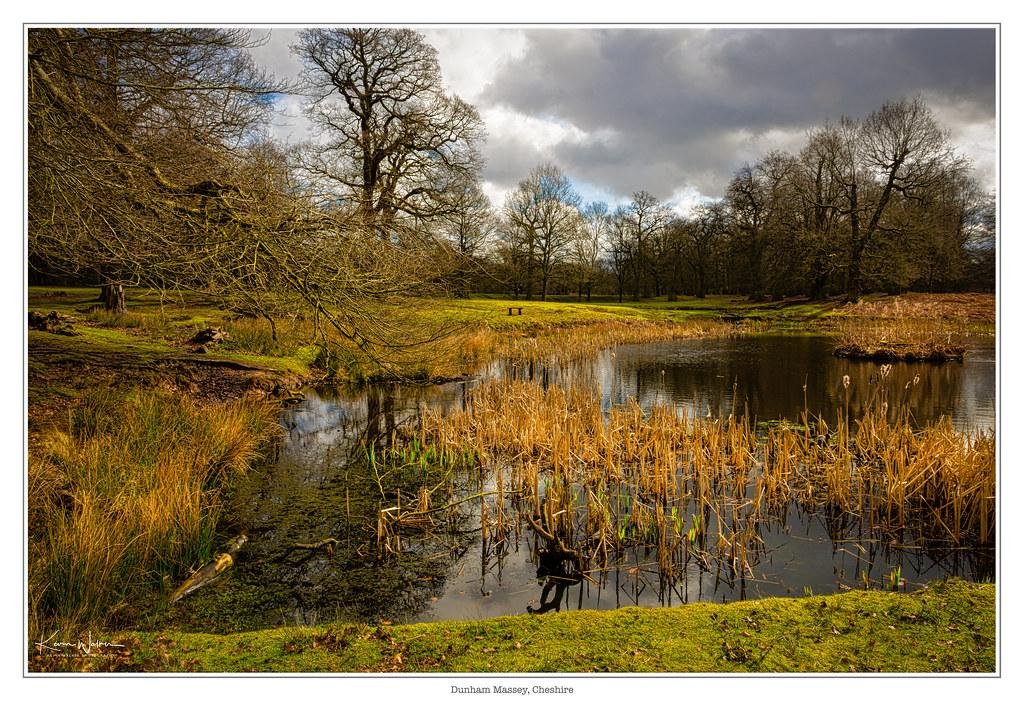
[293,28,485,239]
[813,98,963,299]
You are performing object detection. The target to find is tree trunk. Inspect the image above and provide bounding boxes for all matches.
[808,278,827,300]
[846,242,865,301]
[99,282,126,313]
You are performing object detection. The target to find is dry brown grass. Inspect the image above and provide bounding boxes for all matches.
[378,379,994,585]
[841,293,994,325]
[28,391,281,638]
[436,318,741,374]
[831,294,988,361]
[832,316,968,361]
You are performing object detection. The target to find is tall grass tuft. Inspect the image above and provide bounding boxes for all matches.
[221,315,317,358]
[28,391,280,639]
[84,309,172,333]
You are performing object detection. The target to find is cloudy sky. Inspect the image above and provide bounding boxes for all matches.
[249,27,996,214]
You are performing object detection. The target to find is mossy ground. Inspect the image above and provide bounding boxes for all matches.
[29,580,994,673]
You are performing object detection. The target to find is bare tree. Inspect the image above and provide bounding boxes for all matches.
[571,202,609,301]
[605,209,634,303]
[293,28,484,237]
[503,164,582,301]
[437,179,498,296]
[493,217,532,299]
[965,191,996,291]
[726,152,799,300]
[892,166,984,291]
[683,202,729,299]
[795,127,847,298]
[623,191,671,300]
[819,98,960,299]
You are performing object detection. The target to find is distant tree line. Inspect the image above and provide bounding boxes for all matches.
[447,97,993,302]
[28,27,994,344]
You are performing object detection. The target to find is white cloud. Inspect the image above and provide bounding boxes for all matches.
[422,29,528,102]
[265,93,313,145]
[573,181,629,210]
[248,29,302,83]
[924,92,997,191]
[717,126,809,170]
[667,186,718,218]
[952,120,997,191]
[480,181,513,209]
[476,105,620,193]
[482,105,595,152]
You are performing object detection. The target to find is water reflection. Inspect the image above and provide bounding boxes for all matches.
[195,333,994,629]
[526,546,584,614]
[498,334,994,433]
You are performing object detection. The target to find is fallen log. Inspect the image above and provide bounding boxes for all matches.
[169,535,247,603]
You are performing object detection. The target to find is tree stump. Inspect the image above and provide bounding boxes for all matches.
[99,283,126,313]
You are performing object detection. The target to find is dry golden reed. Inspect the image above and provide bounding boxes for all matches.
[427,318,741,378]
[382,378,993,586]
[832,296,976,361]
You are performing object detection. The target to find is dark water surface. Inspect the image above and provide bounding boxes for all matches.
[499,334,995,434]
[167,334,995,631]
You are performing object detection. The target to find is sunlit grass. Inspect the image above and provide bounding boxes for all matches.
[28,287,995,381]
[28,391,280,639]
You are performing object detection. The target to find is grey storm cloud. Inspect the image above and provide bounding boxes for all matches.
[475,27,996,201]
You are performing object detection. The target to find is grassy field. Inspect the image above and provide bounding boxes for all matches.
[31,287,988,394]
[29,580,994,673]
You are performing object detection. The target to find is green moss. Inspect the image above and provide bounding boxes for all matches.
[31,580,994,673]
[29,310,315,380]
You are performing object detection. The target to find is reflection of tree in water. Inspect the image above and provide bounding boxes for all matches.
[198,382,476,630]
[816,504,996,589]
[362,386,389,447]
[614,335,993,432]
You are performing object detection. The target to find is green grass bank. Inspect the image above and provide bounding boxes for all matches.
[30,580,994,673]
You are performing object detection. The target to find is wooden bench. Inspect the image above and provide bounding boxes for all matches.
[508,307,524,316]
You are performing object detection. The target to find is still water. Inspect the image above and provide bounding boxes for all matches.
[166,334,995,631]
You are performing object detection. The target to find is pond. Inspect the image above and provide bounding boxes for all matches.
[161,333,995,632]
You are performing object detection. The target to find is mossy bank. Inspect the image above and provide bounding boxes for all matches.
[30,580,994,673]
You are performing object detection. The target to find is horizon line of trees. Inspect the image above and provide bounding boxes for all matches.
[28,27,995,343]
[446,97,994,303]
